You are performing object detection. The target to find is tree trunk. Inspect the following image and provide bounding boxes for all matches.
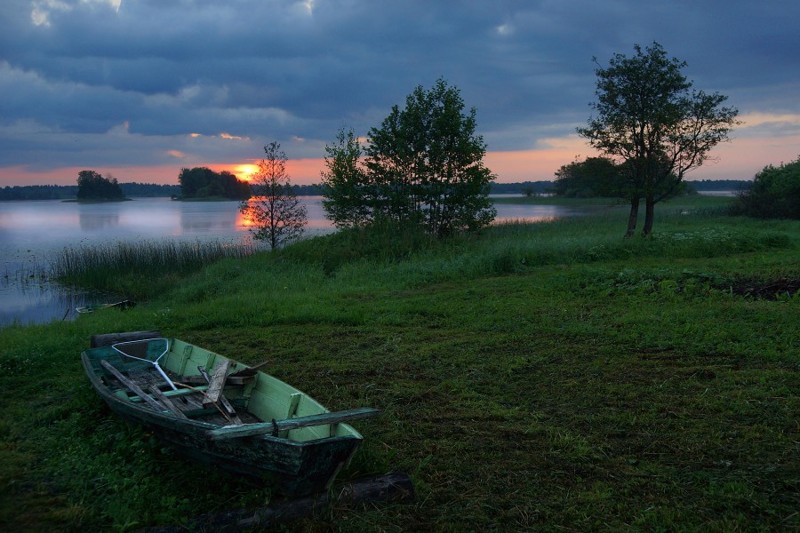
[625,197,640,237]
[642,196,655,236]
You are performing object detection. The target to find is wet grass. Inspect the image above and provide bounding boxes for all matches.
[1,196,799,530]
[50,239,257,299]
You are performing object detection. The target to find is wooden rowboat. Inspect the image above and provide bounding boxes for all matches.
[81,331,378,497]
[76,299,135,314]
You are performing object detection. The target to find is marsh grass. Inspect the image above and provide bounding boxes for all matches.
[2,196,799,530]
[50,240,257,298]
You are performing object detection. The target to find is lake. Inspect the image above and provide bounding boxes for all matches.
[0,196,582,327]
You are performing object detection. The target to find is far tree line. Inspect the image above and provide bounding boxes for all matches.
[0,177,750,202]
[6,41,796,243]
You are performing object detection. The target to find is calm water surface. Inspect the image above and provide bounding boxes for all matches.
[0,196,581,327]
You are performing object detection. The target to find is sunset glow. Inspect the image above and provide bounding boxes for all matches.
[2,2,797,192]
[237,204,256,228]
[233,164,259,182]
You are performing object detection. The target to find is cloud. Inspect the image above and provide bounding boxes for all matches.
[0,0,798,186]
[219,132,248,141]
[738,112,800,136]
[30,0,121,27]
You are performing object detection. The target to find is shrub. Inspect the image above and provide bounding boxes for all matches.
[733,157,800,218]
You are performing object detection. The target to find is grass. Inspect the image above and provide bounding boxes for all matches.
[50,239,257,299]
[1,195,799,531]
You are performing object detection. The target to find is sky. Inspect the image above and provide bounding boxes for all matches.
[1,0,799,187]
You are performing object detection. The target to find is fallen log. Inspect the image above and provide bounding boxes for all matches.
[149,472,414,532]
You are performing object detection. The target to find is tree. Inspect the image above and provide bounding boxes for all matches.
[239,142,307,250]
[733,156,800,219]
[178,167,250,200]
[322,79,496,237]
[554,156,624,198]
[320,128,374,228]
[578,42,739,236]
[76,170,125,200]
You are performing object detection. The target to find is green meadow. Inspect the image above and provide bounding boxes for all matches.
[1,195,798,531]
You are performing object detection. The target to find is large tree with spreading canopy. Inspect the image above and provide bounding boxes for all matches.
[578,42,739,236]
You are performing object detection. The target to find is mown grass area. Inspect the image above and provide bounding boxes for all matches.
[1,196,799,531]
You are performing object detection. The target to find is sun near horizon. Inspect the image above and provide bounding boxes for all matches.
[232,163,259,182]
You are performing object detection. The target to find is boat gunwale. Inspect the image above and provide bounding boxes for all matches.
[80,343,364,447]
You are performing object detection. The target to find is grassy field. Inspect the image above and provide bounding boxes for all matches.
[1,195,798,531]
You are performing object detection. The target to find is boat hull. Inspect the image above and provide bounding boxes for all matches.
[81,338,364,497]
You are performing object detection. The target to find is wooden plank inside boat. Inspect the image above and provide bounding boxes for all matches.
[100,360,165,412]
[206,407,380,441]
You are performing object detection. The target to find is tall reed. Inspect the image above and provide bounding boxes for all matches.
[51,239,257,297]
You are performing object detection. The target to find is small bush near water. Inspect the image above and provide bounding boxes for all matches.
[732,156,800,218]
[51,240,256,298]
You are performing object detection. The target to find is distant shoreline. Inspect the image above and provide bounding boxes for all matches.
[1,179,751,201]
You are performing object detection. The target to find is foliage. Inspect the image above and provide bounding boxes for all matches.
[490,180,554,195]
[578,42,739,235]
[178,167,251,200]
[733,156,800,218]
[76,170,125,201]
[0,184,78,200]
[554,156,625,197]
[0,183,181,201]
[1,199,800,530]
[686,179,751,193]
[320,128,373,228]
[240,142,308,250]
[119,182,181,197]
[323,79,496,237]
[51,239,255,298]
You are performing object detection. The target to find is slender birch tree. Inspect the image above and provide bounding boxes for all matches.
[240,142,307,250]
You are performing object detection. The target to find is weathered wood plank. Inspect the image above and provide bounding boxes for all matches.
[217,396,243,425]
[149,385,189,419]
[126,385,208,403]
[197,364,243,425]
[278,393,303,438]
[182,373,252,386]
[100,360,165,412]
[204,360,230,404]
[206,407,380,441]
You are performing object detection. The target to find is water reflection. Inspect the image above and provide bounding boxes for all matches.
[0,270,108,327]
[80,211,120,231]
[180,201,241,233]
[0,196,593,327]
[237,197,332,230]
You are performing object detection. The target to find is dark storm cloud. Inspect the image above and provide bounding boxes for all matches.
[1,0,798,178]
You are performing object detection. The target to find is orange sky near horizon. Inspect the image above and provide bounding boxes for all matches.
[0,128,797,188]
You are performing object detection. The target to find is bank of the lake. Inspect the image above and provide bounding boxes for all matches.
[0,195,604,327]
[2,195,798,531]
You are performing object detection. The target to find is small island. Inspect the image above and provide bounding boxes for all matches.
[175,167,251,201]
[74,170,129,202]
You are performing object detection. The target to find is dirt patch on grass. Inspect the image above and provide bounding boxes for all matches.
[727,277,800,300]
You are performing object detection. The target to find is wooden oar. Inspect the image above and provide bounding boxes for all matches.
[100,360,164,412]
[206,407,380,441]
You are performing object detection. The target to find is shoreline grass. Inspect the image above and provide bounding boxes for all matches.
[1,197,799,530]
[50,239,258,299]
